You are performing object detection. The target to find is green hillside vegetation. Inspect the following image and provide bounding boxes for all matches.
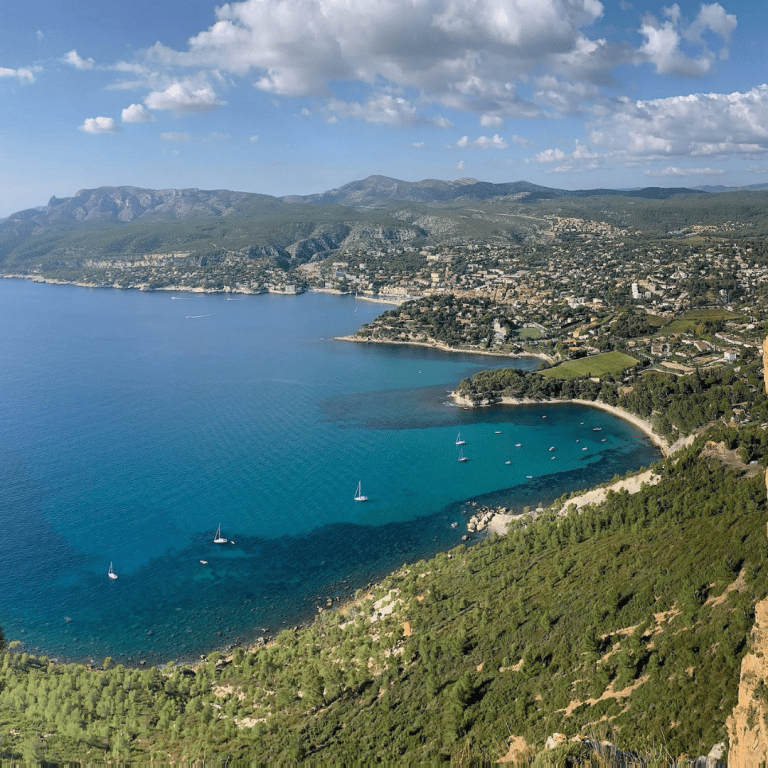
[0,442,765,764]
[0,354,767,763]
[540,351,639,379]
[536,190,768,237]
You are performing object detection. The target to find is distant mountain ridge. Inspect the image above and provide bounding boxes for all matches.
[0,176,755,282]
[1,176,705,230]
[3,186,280,230]
[281,174,703,208]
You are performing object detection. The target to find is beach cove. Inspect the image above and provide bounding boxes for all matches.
[0,280,661,664]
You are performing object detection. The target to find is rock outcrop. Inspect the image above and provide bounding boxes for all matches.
[726,333,768,766]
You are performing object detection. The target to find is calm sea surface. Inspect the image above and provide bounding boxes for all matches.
[0,280,660,664]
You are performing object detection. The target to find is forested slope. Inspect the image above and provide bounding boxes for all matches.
[0,354,767,763]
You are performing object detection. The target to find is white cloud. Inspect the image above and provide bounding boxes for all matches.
[121,103,153,123]
[523,84,768,176]
[480,115,505,129]
[589,85,768,161]
[160,131,191,141]
[638,3,736,76]
[534,147,567,163]
[0,66,37,84]
[645,165,724,176]
[62,49,95,69]
[534,75,599,115]
[457,160,465,170]
[80,116,121,134]
[325,93,439,127]
[413,141,425,148]
[88,0,739,131]
[36,30,44,41]
[145,81,225,114]
[249,134,259,142]
[141,0,605,118]
[454,133,509,150]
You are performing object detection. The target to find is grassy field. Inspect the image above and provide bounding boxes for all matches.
[663,308,743,334]
[516,327,545,340]
[542,350,639,379]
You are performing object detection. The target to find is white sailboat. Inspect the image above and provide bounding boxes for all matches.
[458,449,468,462]
[354,481,368,502]
[213,524,228,544]
[455,431,466,446]
[108,562,118,580]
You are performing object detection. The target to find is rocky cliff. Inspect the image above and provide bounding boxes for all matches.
[725,334,768,765]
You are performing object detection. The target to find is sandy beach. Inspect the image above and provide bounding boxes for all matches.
[452,391,673,456]
[450,391,693,536]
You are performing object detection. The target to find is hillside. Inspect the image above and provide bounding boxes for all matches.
[2,177,764,296]
[0,351,767,763]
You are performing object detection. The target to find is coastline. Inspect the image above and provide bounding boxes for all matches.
[447,392,685,539]
[335,333,555,363]
[451,391,673,456]
[0,274,407,305]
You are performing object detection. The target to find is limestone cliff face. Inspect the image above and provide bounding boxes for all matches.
[726,334,768,766]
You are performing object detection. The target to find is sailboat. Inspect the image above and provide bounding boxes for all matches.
[108,562,118,580]
[458,449,468,462]
[213,524,228,544]
[354,481,368,502]
[455,431,466,446]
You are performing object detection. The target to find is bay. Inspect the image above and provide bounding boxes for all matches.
[0,279,660,664]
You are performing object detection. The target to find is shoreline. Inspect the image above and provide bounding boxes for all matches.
[335,333,554,363]
[0,274,408,305]
[451,391,673,456]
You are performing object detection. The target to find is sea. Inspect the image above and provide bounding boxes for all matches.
[0,279,661,665]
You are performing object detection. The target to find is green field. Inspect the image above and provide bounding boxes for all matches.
[515,326,545,340]
[663,308,743,334]
[542,350,639,379]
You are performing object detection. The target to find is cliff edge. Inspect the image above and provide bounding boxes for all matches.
[726,334,768,766]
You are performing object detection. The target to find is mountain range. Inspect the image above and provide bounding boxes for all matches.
[1,176,766,277]
[1,176,704,229]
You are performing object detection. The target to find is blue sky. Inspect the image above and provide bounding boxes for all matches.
[1,0,766,216]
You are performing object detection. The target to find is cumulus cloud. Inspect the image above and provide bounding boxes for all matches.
[80,116,121,134]
[84,0,742,132]
[455,133,509,149]
[249,134,259,142]
[142,0,605,116]
[325,93,443,127]
[645,165,724,176]
[145,80,225,114]
[534,147,567,163]
[638,2,736,76]
[524,84,768,176]
[589,85,768,160]
[0,66,37,84]
[121,103,153,123]
[62,49,95,69]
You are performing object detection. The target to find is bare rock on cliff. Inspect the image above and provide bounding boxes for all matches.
[726,333,768,766]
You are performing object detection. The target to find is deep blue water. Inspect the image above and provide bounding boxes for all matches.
[0,280,661,664]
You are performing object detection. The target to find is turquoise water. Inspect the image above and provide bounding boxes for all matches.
[0,280,660,664]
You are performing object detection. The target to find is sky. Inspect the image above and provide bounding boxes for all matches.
[1,0,767,216]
